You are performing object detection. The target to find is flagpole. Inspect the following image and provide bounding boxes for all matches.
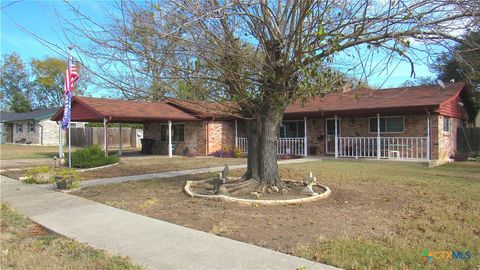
[68,47,73,168]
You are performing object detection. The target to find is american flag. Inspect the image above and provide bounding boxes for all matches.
[62,60,79,129]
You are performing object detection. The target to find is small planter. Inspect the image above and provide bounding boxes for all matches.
[55,175,74,190]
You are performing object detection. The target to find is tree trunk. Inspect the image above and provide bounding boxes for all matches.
[258,103,283,186]
[244,119,261,180]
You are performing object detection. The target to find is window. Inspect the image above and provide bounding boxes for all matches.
[443,117,451,133]
[369,116,404,133]
[16,123,23,133]
[160,123,184,141]
[28,122,35,133]
[279,121,305,138]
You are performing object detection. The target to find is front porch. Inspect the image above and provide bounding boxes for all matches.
[235,114,432,161]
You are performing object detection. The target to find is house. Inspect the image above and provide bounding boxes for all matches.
[0,107,84,145]
[51,82,476,164]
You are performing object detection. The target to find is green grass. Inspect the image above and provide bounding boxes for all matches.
[288,160,480,270]
[0,203,142,270]
[0,145,70,160]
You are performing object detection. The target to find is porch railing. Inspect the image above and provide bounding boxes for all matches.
[236,137,248,154]
[338,136,427,160]
[236,137,306,156]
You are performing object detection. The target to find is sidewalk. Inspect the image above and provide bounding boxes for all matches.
[1,175,338,270]
[79,157,321,188]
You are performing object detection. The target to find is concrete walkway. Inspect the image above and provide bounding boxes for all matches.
[79,157,321,188]
[1,175,338,270]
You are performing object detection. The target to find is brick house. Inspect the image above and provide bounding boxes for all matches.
[52,82,476,164]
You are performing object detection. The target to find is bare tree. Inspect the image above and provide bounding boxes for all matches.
[62,0,475,188]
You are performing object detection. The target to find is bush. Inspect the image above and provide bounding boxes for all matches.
[54,168,80,189]
[23,166,80,189]
[71,145,119,168]
[233,147,243,158]
[24,166,54,184]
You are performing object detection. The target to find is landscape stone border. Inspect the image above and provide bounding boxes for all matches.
[76,163,120,172]
[184,178,331,206]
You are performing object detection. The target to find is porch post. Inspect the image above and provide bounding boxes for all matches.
[119,123,122,156]
[334,115,338,158]
[168,120,172,158]
[427,113,430,160]
[377,113,381,159]
[58,123,63,161]
[235,120,238,148]
[304,116,308,157]
[103,117,108,157]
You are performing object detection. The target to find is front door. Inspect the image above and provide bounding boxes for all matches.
[325,118,341,154]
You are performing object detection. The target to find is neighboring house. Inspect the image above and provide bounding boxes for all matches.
[51,82,477,164]
[1,107,65,145]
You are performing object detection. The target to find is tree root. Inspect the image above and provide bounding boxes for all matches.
[220,178,287,195]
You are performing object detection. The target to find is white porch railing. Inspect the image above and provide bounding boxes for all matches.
[237,137,248,154]
[236,137,306,156]
[338,136,427,160]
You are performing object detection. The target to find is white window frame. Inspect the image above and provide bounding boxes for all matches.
[368,116,405,134]
[443,116,451,134]
[28,122,35,133]
[160,123,185,142]
[16,123,23,133]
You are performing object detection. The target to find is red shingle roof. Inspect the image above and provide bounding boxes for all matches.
[164,98,240,119]
[285,82,466,117]
[52,96,198,122]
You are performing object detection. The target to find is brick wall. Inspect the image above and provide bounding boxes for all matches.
[436,115,462,162]
[207,121,236,154]
[306,118,325,155]
[144,121,206,155]
[143,120,241,156]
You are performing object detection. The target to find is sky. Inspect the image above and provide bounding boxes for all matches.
[1,0,442,97]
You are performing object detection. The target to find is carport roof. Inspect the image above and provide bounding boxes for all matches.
[51,96,199,123]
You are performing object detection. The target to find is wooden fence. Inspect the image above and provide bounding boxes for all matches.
[69,127,141,148]
[457,127,480,153]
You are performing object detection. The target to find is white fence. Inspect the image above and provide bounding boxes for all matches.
[338,136,427,160]
[236,137,306,156]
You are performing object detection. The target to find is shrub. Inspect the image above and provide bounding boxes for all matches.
[71,145,119,168]
[54,168,80,189]
[233,147,243,158]
[23,166,80,189]
[24,166,54,184]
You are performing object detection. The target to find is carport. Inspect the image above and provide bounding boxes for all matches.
[51,96,198,158]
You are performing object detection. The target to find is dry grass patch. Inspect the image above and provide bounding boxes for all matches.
[0,145,69,160]
[0,203,141,270]
[72,160,480,269]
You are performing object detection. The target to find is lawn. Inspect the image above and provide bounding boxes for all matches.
[0,145,72,160]
[0,203,141,270]
[73,160,480,270]
[0,155,245,180]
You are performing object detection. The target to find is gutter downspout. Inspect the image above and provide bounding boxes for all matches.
[38,123,44,145]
